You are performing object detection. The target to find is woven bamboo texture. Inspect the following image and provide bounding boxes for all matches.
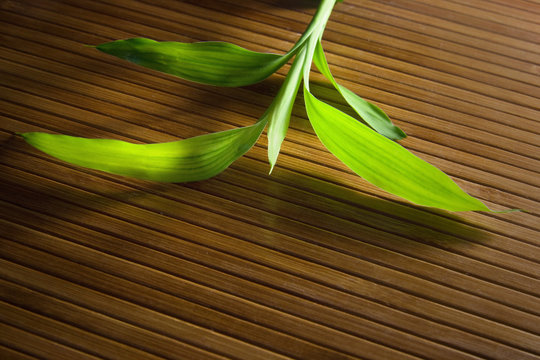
[0,0,539,359]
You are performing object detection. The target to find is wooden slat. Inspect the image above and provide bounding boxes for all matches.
[0,209,472,360]
[1,158,540,360]
[0,298,166,360]
[374,0,540,46]
[1,0,539,359]
[0,345,39,360]
[0,322,101,360]
[351,0,539,63]
[411,0,540,32]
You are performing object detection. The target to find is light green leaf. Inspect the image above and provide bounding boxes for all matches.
[303,85,490,211]
[313,41,406,140]
[97,38,288,87]
[21,120,266,182]
[266,46,307,171]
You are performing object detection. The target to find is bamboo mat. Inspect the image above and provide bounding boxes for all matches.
[1,0,539,359]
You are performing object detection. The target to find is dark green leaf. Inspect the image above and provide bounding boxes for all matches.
[97,38,288,87]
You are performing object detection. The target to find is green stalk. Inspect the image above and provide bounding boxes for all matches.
[285,0,338,58]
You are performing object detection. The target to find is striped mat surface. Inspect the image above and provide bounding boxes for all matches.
[1,0,539,359]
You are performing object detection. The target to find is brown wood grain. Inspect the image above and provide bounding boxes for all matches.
[1,0,539,359]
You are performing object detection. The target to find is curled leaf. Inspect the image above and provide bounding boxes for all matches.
[97,38,288,87]
[313,41,406,140]
[303,85,490,211]
[21,120,266,182]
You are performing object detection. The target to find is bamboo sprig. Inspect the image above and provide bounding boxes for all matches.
[21,0,499,212]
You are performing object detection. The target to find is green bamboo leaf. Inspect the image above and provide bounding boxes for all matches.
[21,120,266,182]
[303,85,490,211]
[266,46,307,171]
[312,41,406,140]
[97,38,288,87]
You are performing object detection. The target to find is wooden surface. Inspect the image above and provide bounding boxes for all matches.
[1,0,539,359]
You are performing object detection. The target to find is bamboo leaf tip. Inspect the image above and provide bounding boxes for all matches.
[16,132,30,139]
